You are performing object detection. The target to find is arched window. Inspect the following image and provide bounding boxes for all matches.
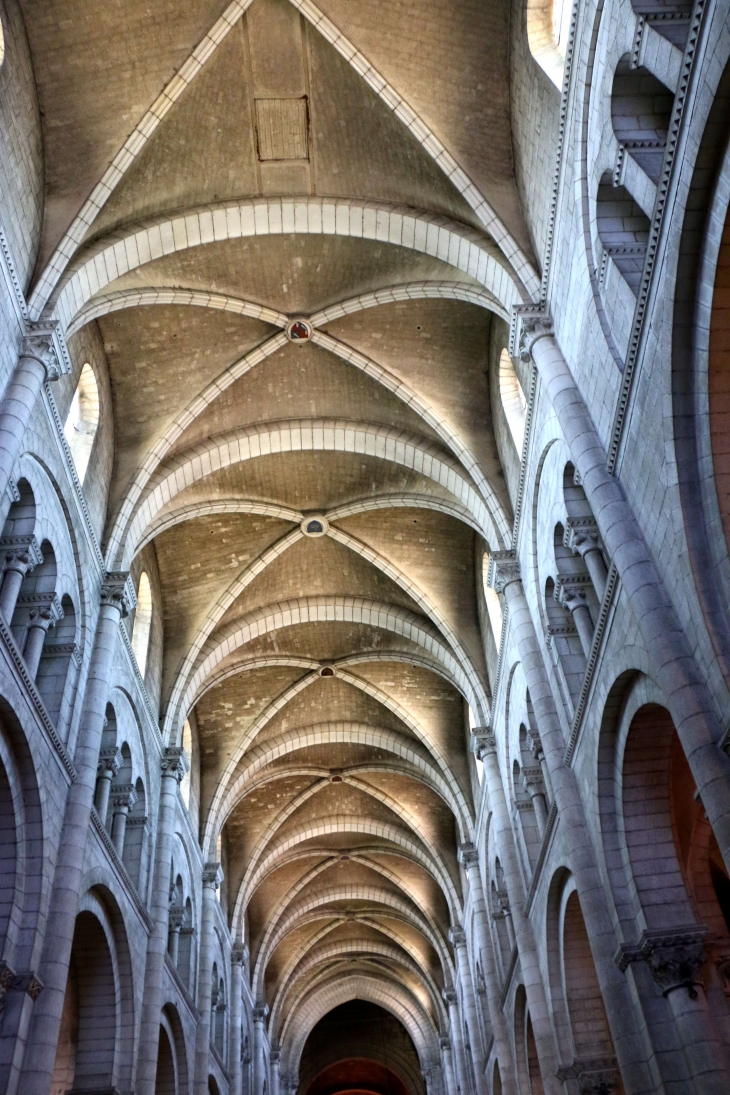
[498,349,527,454]
[180,719,192,808]
[64,364,100,485]
[526,0,572,88]
[482,553,504,643]
[131,572,152,678]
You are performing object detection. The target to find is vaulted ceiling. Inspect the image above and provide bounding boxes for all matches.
[24,0,533,1061]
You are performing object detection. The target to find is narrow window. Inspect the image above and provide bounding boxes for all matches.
[131,572,152,678]
[181,719,192,809]
[482,553,504,643]
[64,364,100,485]
[499,349,527,454]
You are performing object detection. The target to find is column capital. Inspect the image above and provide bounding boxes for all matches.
[202,862,223,888]
[0,534,43,573]
[270,1048,282,1064]
[110,783,137,810]
[97,747,122,778]
[100,572,136,617]
[556,1056,620,1093]
[564,515,602,558]
[486,550,521,595]
[520,766,544,794]
[253,1002,269,1022]
[525,727,543,761]
[449,925,467,948]
[161,746,188,781]
[457,842,479,869]
[509,305,554,363]
[555,573,591,612]
[441,987,458,1006]
[168,906,185,931]
[232,944,249,967]
[616,926,707,997]
[470,727,496,760]
[438,1033,451,1051]
[20,322,65,382]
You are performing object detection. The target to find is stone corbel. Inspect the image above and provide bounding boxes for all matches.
[21,322,66,383]
[508,305,554,363]
[486,550,521,595]
[556,1056,621,1094]
[616,925,707,997]
[101,572,137,618]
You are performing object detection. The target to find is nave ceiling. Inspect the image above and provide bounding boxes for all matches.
[22,0,536,1054]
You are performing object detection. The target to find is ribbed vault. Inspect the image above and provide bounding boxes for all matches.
[27,0,527,1073]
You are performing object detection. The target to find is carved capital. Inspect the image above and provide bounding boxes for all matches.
[457,842,479,869]
[25,974,43,1001]
[110,783,137,811]
[564,516,602,559]
[100,572,136,618]
[168,906,185,931]
[520,766,545,795]
[438,1034,451,1051]
[97,748,123,779]
[253,1002,269,1023]
[487,550,521,595]
[232,945,249,967]
[270,1049,282,1064]
[493,888,511,917]
[441,987,458,1007]
[509,306,554,363]
[449,925,467,948]
[555,573,592,613]
[616,926,707,997]
[203,861,223,888]
[470,727,496,760]
[0,535,43,575]
[525,727,543,761]
[161,746,188,781]
[556,1057,621,1094]
[20,323,63,382]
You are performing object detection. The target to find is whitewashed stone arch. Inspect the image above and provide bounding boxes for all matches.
[255,883,450,992]
[270,939,447,1037]
[211,722,470,856]
[119,419,504,571]
[281,974,439,1077]
[167,522,486,751]
[241,810,459,929]
[177,596,487,739]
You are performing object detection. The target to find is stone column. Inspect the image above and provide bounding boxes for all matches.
[194,863,223,1095]
[520,768,548,837]
[109,783,137,857]
[0,537,42,622]
[487,552,669,1092]
[252,1003,269,1095]
[450,927,488,1095]
[0,325,63,503]
[270,1047,281,1095]
[168,907,184,966]
[93,746,121,824]
[229,946,247,1095]
[22,599,61,678]
[473,728,562,1095]
[442,988,469,1094]
[618,927,730,1093]
[555,575,594,656]
[458,844,516,1095]
[135,747,188,1095]
[522,315,730,871]
[439,1034,456,1095]
[22,573,135,1095]
[565,516,608,600]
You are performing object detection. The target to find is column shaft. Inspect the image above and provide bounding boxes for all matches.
[229,949,245,1095]
[531,331,730,870]
[135,749,187,1095]
[452,937,488,1095]
[500,574,685,1092]
[461,856,516,1095]
[0,331,60,502]
[194,866,221,1095]
[479,743,562,1094]
[252,1009,268,1095]
[445,995,470,1095]
[21,575,133,1095]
